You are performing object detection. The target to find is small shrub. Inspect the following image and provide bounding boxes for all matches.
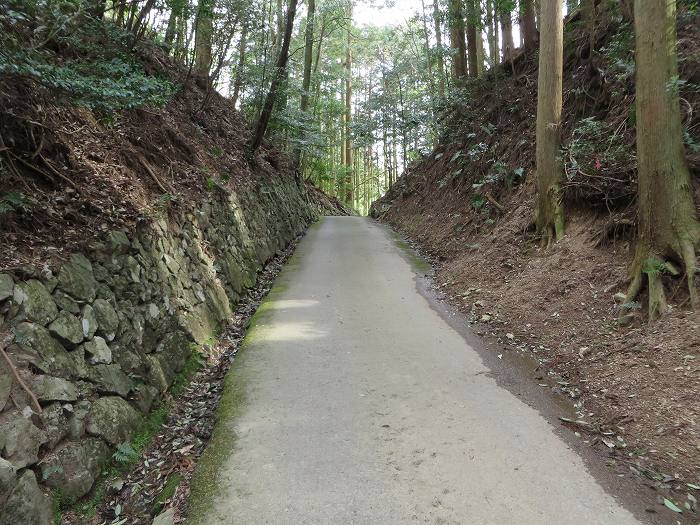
[564,117,634,181]
[470,194,485,210]
[0,4,178,111]
[112,442,138,463]
[0,191,33,216]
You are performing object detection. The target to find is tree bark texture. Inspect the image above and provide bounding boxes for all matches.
[625,0,700,317]
[534,0,565,244]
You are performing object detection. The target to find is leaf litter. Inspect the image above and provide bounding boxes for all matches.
[81,235,306,525]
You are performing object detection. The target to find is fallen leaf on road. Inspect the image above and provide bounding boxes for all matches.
[663,498,682,513]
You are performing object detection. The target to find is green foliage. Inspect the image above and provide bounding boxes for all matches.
[152,473,183,514]
[622,301,642,311]
[130,405,169,454]
[467,142,488,158]
[0,53,177,111]
[171,350,205,396]
[112,442,138,463]
[155,192,176,208]
[470,194,485,210]
[0,191,33,216]
[209,145,224,157]
[642,257,666,277]
[54,348,204,521]
[0,3,178,111]
[564,117,634,179]
[62,483,105,520]
[601,22,635,81]
[684,129,700,154]
[679,0,699,16]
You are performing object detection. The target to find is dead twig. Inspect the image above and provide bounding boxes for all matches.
[139,156,173,194]
[39,154,78,189]
[7,151,56,184]
[0,331,42,414]
[485,192,505,213]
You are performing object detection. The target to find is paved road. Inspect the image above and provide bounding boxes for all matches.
[192,217,642,525]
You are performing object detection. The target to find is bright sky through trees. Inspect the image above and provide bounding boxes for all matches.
[354,0,424,27]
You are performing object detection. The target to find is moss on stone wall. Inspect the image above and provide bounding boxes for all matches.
[0,175,320,524]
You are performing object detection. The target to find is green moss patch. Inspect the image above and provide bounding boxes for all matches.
[185,271,291,523]
[152,473,183,515]
[184,360,248,524]
[55,346,205,522]
[391,233,432,274]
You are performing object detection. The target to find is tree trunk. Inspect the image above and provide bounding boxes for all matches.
[273,0,284,58]
[581,0,597,64]
[231,23,248,108]
[534,0,564,244]
[448,0,468,80]
[164,8,178,50]
[625,0,700,318]
[130,0,156,41]
[499,8,515,62]
[521,0,538,49]
[175,12,186,60]
[420,0,435,91]
[194,0,215,80]
[248,0,299,157]
[344,12,353,206]
[433,0,446,96]
[208,16,238,87]
[116,0,126,25]
[88,0,106,19]
[475,24,484,76]
[125,0,138,31]
[300,0,315,114]
[465,0,479,77]
[294,0,315,169]
[485,0,498,68]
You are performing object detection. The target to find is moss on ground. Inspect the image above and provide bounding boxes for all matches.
[152,472,184,514]
[183,354,248,525]
[54,347,205,523]
[185,269,291,523]
[391,233,432,274]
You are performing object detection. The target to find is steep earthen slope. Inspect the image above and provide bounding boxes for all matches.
[0,15,345,525]
[372,6,700,515]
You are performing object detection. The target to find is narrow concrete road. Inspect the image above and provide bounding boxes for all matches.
[192,217,642,525]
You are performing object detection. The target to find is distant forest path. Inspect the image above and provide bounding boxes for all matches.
[188,217,644,524]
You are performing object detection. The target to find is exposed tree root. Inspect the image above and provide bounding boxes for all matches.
[624,233,700,321]
[0,331,42,414]
[535,184,565,247]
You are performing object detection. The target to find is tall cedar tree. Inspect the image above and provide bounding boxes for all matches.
[448,0,468,79]
[625,0,700,318]
[433,0,446,96]
[344,8,353,203]
[194,0,214,79]
[520,0,537,49]
[534,0,564,244]
[231,22,248,108]
[295,0,315,169]
[248,0,299,157]
[465,0,479,77]
[499,7,515,61]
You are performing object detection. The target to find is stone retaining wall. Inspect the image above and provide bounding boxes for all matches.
[0,174,319,524]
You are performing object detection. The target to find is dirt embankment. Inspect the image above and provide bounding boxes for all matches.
[372,5,699,518]
[0,13,347,525]
[0,22,345,273]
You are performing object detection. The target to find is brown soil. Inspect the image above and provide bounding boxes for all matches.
[372,5,699,521]
[0,39,345,273]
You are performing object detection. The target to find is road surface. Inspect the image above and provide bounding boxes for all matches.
[191,216,643,525]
